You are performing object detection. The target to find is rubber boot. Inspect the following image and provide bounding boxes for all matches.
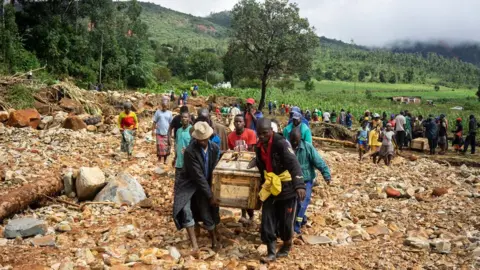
[260,242,276,263]
[276,240,292,258]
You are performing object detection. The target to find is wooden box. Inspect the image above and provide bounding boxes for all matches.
[212,151,262,210]
[411,138,430,151]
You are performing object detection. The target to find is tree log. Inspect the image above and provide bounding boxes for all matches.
[0,177,63,222]
[312,136,356,147]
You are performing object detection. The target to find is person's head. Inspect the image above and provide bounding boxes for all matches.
[418,115,423,121]
[386,123,393,131]
[361,120,368,130]
[246,98,255,110]
[341,109,344,112]
[470,114,475,120]
[440,114,445,120]
[292,112,302,127]
[347,111,350,114]
[234,115,245,133]
[180,105,189,114]
[161,97,169,110]
[181,112,190,127]
[391,114,395,120]
[192,121,213,149]
[257,118,273,146]
[456,117,462,123]
[198,108,209,119]
[123,102,132,114]
[373,113,380,120]
[400,111,405,116]
[289,128,302,150]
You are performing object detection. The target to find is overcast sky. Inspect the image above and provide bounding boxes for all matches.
[146,0,480,46]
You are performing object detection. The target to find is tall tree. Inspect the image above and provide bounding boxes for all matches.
[188,50,221,82]
[227,0,318,110]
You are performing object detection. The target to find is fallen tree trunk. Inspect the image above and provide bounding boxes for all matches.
[0,177,63,222]
[312,136,356,148]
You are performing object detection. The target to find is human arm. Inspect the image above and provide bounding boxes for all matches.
[152,112,158,137]
[308,143,331,182]
[303,124,313,144]
[279,139,305,198]
[118,112,124,130]
[183,149,213,199]
[133,113,138,130]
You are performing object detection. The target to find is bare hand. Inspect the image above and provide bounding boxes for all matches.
[296,189,306,201]
[171,158,176,167]
[209,197,217,206]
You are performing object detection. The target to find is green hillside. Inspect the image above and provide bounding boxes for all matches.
[139,2,229,49]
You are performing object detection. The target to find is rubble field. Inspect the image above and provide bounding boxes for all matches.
[0,83,480,269]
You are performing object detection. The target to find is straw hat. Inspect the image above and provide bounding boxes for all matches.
[192,121,213,140]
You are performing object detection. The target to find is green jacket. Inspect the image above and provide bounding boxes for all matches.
[283,122,312,144]
[295,140,331,182]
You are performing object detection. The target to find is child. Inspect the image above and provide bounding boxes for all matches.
[356,121,369,160]
[373,123,396,166]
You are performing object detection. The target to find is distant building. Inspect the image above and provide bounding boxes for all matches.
[391,96,422,104]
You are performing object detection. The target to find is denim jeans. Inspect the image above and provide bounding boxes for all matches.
[181,200,195,228]
[294,180,313,233]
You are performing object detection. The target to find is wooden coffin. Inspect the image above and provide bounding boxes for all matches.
[411,138,430,151]
[212,151,262,210]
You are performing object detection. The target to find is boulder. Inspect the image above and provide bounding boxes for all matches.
[94,173,146,205]
[431,239,451,254]
[59,98,84,113]
[302,235,333,245]
[51,111,68,128]
[87,125,97,132]
[76,167,106,201]
[63,116,87,131]
[0,111,9,122]
[4,218,47,239]
[62,168,75,195]
[404,237,430,249]
[432,187,448,197]
[6,109,41,129]
[385,186,401,198]
[30,234,56,247]
[366,225,390,236]
[34,101,51,115]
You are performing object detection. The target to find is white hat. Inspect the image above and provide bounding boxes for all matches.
[373,113,380,118]
[192,121,213,140]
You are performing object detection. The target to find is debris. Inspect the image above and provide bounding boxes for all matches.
[404,237,430,249]
[432,187,448,197]
[366,225,390,236]
[302,235,333,245]
[431,239,451,254]
[63,116,87,131]
[4,218,47,239]
[6,109,41,129]
[30,234,56,247]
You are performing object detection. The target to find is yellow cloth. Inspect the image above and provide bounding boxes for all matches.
[259,170,292,201]
[369,128,382,147]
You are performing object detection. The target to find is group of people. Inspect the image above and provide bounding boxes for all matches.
[118,96,331,262]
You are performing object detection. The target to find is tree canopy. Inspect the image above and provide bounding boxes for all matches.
[227,0,319,110]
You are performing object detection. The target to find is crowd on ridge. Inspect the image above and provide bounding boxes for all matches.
[115,95,477,263]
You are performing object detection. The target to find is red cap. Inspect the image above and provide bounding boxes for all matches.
[246,98,255,105]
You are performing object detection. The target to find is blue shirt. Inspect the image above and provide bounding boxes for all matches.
[153,110,173,135]
[175,125,192,168]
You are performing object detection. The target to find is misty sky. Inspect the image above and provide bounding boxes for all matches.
[146,0,480,46]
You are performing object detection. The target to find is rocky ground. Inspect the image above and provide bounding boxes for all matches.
[1,116,480,270]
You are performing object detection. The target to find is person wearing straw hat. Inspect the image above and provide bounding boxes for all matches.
[118,102,138,160]
[172,121,221,253]
[152,97,173,164]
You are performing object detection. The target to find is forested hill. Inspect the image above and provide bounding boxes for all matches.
[389,41,480,68]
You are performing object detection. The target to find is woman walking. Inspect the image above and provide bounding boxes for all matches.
[118,102,138,160]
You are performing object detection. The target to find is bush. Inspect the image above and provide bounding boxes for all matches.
[153,66,172,83]
[7,85,36,109]
[304,80,315,91]
[434,85,440,91]
[237,78,261,88]
[365,89,373,99]
[206,71,224,85]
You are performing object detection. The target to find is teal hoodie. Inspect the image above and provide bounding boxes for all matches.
[283,122,312,144]
[294,140,331,182]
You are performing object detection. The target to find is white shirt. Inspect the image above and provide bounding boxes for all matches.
[394,115,406,132]
[323,112,331,122]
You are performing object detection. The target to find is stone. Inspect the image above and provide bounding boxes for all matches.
[38,116,54,130]
[256,244,267,255]
[76,248,96,265]
[405,188,416,198]
[154,167,166,175]
[94,173,146,206]
[4,218,47,239]
[30,234,56,247]
[0,111,9,122]
[63,116,87,131]
[55,222,72,232]
[0,238,8,246]
[87,125,97,132]
[126,254,140,263]
[63,168,74,195]
[168,246,181,260]
[472,247,480,257]
[134,152,147,158]
[7,109,41,129]
[432,187,448,197]
[76,167,106,201]
[431,239,451,254]
[302,235,332,245]
[404,237,430,249]
[136,198,153,209]
[366,225,390,236]
[409,154,418,161]
[59,98,83,113]
[385,186,401,198]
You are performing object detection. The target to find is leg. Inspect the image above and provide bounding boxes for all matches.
[247,209,255,221]
[181,201,198,251]
[463,135,471,153]
[472,136,476,154]
[260,197,277,262]
[294,181,313,234]
[276,197,297,258]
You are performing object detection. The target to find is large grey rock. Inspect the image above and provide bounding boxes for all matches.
[431,239,451,254]
[4,218,47,239]
[302,235,333,245]
[76,167,106,201]
[38,115,54,130]
[94,173,146,205]
[404,237,430,249]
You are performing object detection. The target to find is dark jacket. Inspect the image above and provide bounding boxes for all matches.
[468,118,477,135]
[255,133,305,200]
[173,141,220,229]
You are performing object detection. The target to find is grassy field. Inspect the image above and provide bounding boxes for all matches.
[195,80,479,126]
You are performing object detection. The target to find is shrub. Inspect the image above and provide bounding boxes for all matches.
[7,85,36,109]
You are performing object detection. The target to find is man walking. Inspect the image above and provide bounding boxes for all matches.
[152,97,173,164]
[255,118,305,263]
[423,115,438,155]
[289,129,331,234]
[172,112,192,173]
[283,112,312,143]
[463,115,477,155]
[172,121,221,253]
[394,111,406,151]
